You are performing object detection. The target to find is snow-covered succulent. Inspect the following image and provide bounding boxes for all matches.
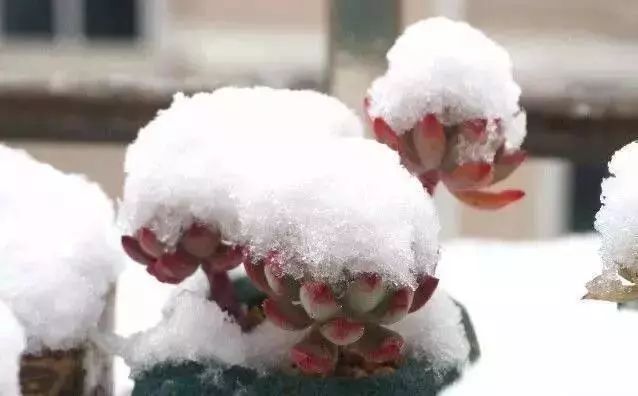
[366,17,527,209]
[245,254,438,374]
[585,141,638,302]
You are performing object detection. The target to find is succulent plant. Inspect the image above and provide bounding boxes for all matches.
[365,100,526,210]
[121,223,250,329]
[244,253,439,375]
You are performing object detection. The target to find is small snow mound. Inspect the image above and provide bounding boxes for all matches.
[595,141,638,275]
[0,145,123,353]
[0,301,25,396]
[367,17,524,157]
[390,288,470,371]
[120,290,303,374]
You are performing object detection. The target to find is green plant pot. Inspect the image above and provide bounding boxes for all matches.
[132,278,479,396]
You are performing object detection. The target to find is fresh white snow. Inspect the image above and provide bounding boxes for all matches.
[0,145,123,353]
[440,236,638,396]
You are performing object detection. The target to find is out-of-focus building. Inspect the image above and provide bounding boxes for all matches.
[1,0,637,239]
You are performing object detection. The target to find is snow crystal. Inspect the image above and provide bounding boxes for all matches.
[120,87,439,287]
[119,281,303,374]
[595,141,638,276]
[367,17,525,161]
[0,301,25,396]
[0,145,123,353]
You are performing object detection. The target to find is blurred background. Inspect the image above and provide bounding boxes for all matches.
[1,0,637,239]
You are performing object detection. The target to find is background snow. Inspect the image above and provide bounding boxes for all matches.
[0,145,123,353]
[440,236,638,396]
[0,300,25,396]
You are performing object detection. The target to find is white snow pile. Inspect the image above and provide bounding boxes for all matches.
[0,145,123,353]
[0,300,25,396]
[594,141,638,279]
[439,236,638,396]
[120,87,439,287]
[116,269,469,374]
[367,17,525,159]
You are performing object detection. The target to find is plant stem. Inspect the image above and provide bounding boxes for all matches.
[205,270,250,331]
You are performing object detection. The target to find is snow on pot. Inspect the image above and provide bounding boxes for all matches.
[0,146,124,395]
[365,17,527,209]
[110,87,479,394]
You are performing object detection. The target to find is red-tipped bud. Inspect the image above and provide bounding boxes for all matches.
[290,329,338,375]
[136,228,164,258]
[349,325,404,364]
[373,287,414,325]
[372,118,399,151]
[262,298,311,331]
[345,273,385,314]
[319,317,365,346]
[121,235,154,265]
[203,244,245,273]
[243,256,272,294]
[418,170,441,195]
[299,281,340,321]
[409,275,439,313]
[413,114,446,170]
[146,261,180,284]
[453,189,525,210]
[441,162,493,191]
[151,250,199,283]
[180,223,221,258]
[492,149,527,184]
[459,119,488,141]
[263,254,299,299]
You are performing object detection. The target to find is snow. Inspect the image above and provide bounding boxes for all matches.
[594,141,638,277]
[390,288,471,371]
[0,145,123,353]
[367,17,525,162]
[440,236,638,396]
[0,301,25,396]
[116,269,302,374]
[121,90,439,287]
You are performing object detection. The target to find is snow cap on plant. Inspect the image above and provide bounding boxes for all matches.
[0,145,122,353]
[585,141,638,302]
[366,17,527,209]
[119,87,366,327]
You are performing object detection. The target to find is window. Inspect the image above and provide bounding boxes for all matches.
[1,0,138,40]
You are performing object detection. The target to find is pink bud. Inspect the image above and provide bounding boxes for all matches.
[345,273,385,314]
[243,255,273,294]
[290,329,338,375]
[409,275,439,313]
[121,235,154,266]
[349,325,404,364]
[372,118,399,151]
[136,228,164,258]
[412,114,446,171]
[459,118,488,141]
[441,162,493,191]
[299,281,340,321]
[203,244,245,273]
[374,287,414,325]
[263,254,299,299]
[180,223,221,258]
[262,298,311,331]
[152,250,199,283]
[319,317,365,346]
